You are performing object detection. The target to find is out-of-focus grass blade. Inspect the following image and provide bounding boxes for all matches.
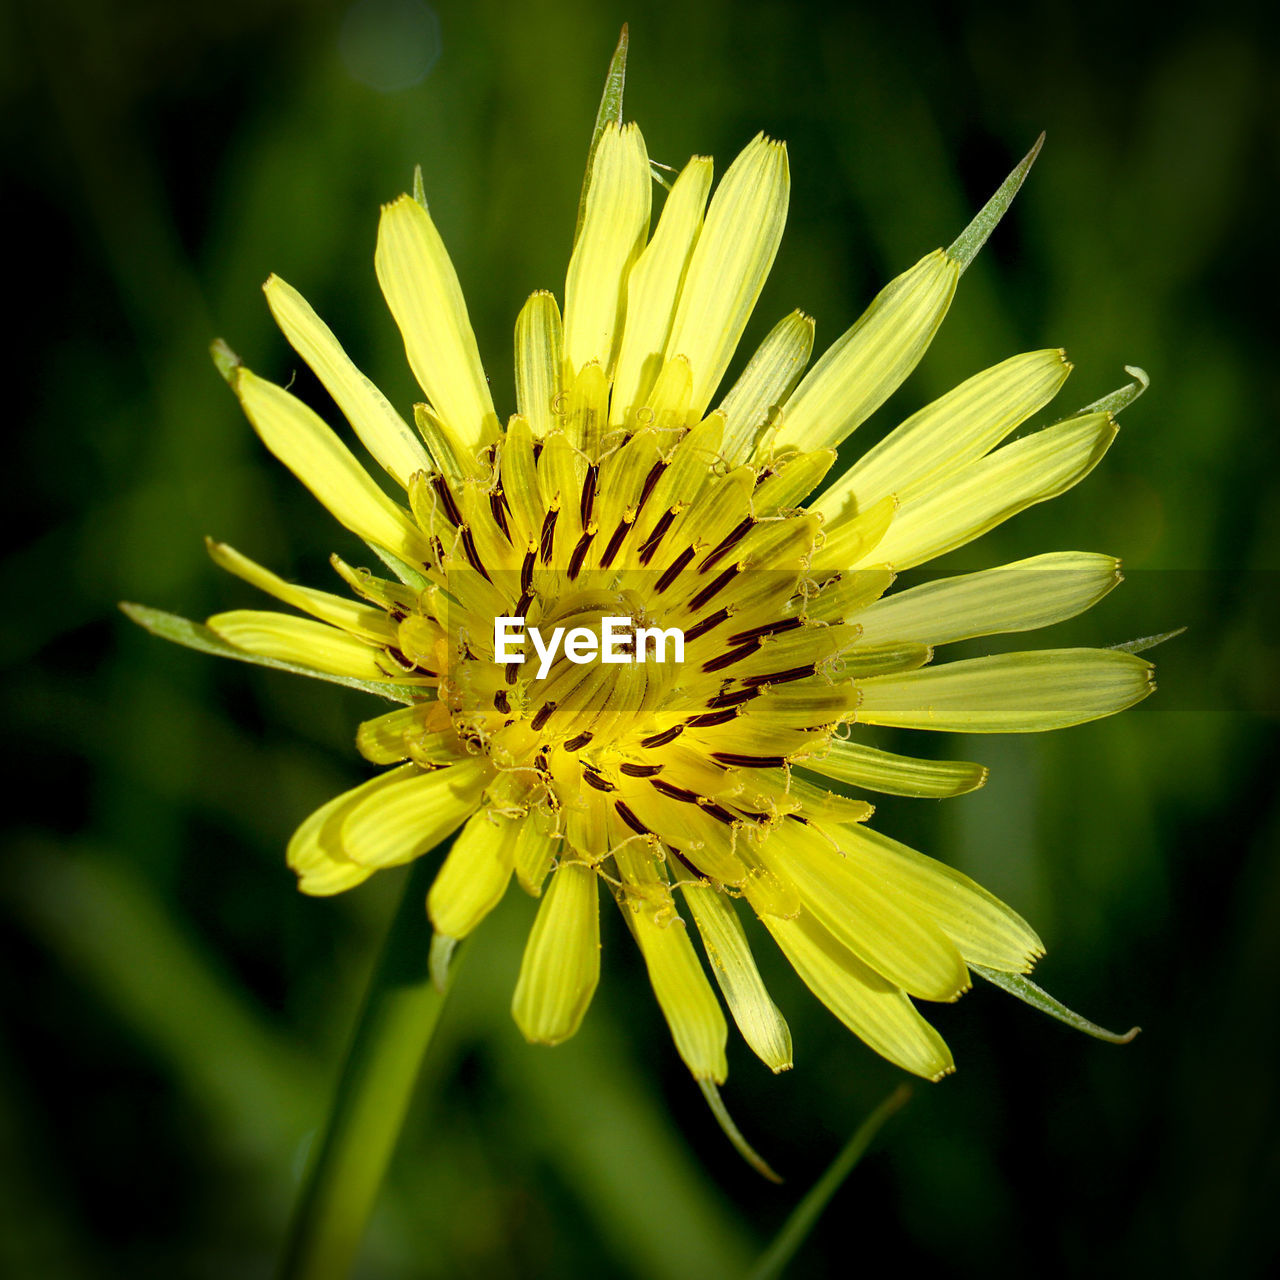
[120,603,425,704]
[745,1086,911,1280]
[973,965,1140,1044]
[575,24,629,244]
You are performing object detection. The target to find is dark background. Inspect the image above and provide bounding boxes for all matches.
[3,0,1278,1276]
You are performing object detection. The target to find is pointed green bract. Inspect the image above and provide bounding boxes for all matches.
[972,965,1140,1044]
[575,24,630,246]
[947,132,1044,272]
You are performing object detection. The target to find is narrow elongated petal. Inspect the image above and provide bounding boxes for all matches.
[805,741,988,797]
[855,648,1155,732]
[233,368,432,565]
[340,759,487,868]
[375,194,498,448]
[207,610,388,680]
[762,911,954,1080]
[683,881,793,1072]
[759,822,969,1002]
[514,291,564,438]
[863,412,1118,570]
[207,539,400,645]
[287,768,419,895]
[513,819,559,896]
[854,552,1122,647]
[840,823,1044,973]
[720,309,815,464]
[664,135,789,416]
[512,860,601,1044]
[814,349,1072,522]
[774,250,958,452]
[263,275,431,488]
[427,810,517,938]
[563,121,652,379]
[611,156,714,420]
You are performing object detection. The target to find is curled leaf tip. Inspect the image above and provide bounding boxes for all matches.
[210,339,242,385]
[698,1078,783,1183]
[1082,365,1151,417]
[973,964,1141,1045]
[947,133,1045,273]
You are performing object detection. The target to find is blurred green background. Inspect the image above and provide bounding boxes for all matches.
[3,0,1277,1275]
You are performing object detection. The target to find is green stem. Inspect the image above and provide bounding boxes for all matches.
[279,860,461,1280]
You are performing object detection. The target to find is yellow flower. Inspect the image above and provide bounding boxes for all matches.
[139,105,1154,1104]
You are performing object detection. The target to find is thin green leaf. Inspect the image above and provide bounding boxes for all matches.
[947,133,1044,274]
[972,964,1140,1044]
[364,540,429,590]
[120,603,425,704]
[1109,626,1186,655]
[1080,365,1151,417]
[574,24,629,246]
[746,1086,911,1280]
[698,1079,782,1184]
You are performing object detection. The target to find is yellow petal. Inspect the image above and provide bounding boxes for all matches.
[611,155,714,421]
[762,910,954,1079]
[287,768,419,895]
[207,610,388,680]
[375,194,498,449]
[263,275,431,489]
[512,860,601,1045]
[864,412,1118,570]
[682,880,793,1072]
[758,820,969,1002]
[355,703,456,766]
[339,759,487,868]
[805,741,988,798]
[563,121,652,379]
[853,551,1122,647]
[814,348,1072,521]
[720,309,815,464]
[513,816,559,896]
[427,809,517,938]
[514,290,564,438]
[775,250,958,452]
[840,822,1044,973]
[206,539,399,646]
[855,647,1155,732]
[233,367,432,565]
[664,135,790,416]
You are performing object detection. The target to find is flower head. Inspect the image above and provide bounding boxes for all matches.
[136,63,1154,1118]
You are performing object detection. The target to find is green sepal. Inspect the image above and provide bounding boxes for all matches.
[1109,626,1186,655]
[697,1079,781,1184]
[120,603,425,704]
[412,163,427,210]
[364,540,429,591]
[972,964,1140,1044]
[746,1086,911,1280]
[574,25,629,246]
[210,338,242,385]
[1080,365,1150,417]
[947,132,1044,274]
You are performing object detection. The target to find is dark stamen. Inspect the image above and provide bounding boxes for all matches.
[490,489,511,540]
[432,474,463,527]
[539,509,558,562]
[699,801,738,825]
[638,508,676,566]
[699,517,754,573]
[520,548,536,592]
[580,464,598,526]
[706,686,761,709]
[635,460,667,519]
[712,752,790,768]
[530,702,556,730]
[740,664,815,688]
[651,777,699,803]
[600,519,631,569]
[620,762,664,777]
[567,531,595,580]
[458,527,491,581]
[685,708,740,728]
[728,616,803,645]
[702,638,763,673]
[584,768,615,792]
[564,731,594,752]
[683,607,731,644]
[688,564,739,612]
[614,801,650,836]
[639,724,684,749]
[655,546,695,594]
[493,689,510,713]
